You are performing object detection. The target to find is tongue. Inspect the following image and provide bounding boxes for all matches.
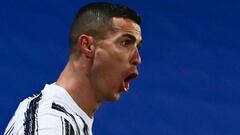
[123,81,130,92]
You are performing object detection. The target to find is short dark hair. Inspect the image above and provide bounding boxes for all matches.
[69,2,141,54]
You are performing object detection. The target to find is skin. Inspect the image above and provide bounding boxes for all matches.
[56,17,142,118]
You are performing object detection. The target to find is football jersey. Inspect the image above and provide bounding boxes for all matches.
[4,83,94,135]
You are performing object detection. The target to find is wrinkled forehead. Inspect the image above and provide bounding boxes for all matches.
[111,17,142,40]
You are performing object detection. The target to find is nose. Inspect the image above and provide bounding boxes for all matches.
[130,48,141,66]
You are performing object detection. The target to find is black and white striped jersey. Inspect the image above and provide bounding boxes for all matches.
[4,83,94,135]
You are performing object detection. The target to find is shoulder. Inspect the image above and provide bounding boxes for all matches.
[5,92,79,135]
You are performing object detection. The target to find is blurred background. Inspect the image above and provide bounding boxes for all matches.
[1,0,240,134]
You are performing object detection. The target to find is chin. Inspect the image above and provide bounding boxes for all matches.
[105,93,121,101]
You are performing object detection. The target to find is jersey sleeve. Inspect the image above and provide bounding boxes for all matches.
[4,101,77,135]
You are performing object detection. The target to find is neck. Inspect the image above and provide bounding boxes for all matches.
[56,60,100,118]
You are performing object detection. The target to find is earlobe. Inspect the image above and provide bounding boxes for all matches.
[78,34,95,58]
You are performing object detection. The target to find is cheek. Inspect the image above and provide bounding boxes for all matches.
[91,48,127,91]
[91,49,119,86]
[94,46,128,70]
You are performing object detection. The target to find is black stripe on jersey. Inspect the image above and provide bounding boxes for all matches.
[4,123,14,135]
[76,114,89,135]
[61,116,64,135]
[64,118,74,135]
[24,93,42,135]
[52,102,67,113]
[65,119,69,135]
[51,102,80,134]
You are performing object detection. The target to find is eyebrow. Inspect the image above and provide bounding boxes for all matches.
[122,34,143,48]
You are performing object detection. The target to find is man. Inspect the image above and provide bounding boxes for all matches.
[5,2,142,135]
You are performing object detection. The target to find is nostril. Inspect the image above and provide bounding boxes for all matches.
[133,54,141,65]
[131,57,141,65]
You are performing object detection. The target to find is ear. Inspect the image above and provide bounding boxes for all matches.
[77,34,95,58]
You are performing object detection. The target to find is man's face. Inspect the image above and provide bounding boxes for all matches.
[90,17,142,101]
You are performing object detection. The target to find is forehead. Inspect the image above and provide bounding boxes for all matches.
[111,17,142,41]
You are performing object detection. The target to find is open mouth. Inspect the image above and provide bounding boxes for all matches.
[122,72,138,92]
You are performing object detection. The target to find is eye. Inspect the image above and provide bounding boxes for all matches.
[121,38,132,47]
